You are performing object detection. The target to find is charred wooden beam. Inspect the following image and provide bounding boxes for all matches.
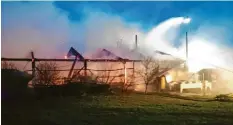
[1,58,142,62]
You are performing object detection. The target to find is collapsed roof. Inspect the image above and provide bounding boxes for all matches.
[85,46,183,61]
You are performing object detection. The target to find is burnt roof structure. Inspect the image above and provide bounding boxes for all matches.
[67,47,84,60]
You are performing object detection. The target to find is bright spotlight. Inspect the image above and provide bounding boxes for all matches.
[183,17,191,24]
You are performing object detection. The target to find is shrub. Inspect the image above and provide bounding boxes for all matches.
[33,82,111,98]
[34,61,60,86]
[2,69,33,100]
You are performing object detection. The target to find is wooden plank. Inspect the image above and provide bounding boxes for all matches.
[1,58,142,62]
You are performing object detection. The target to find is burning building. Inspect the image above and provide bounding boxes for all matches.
[43,45,233,94]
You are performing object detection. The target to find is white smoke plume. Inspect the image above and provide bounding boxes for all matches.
[1,2,144,58]
[2,2,233,93]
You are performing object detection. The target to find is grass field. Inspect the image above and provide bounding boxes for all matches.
[2,93,233,125]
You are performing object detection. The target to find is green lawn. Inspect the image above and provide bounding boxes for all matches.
[2,94,233,125]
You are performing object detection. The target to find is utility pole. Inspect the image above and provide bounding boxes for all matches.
[135,34,138,50]
[186,31,188,61]
[117,40,120,48]
[132,34,137,86]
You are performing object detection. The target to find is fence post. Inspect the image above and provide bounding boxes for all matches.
[31,51,36,85]
[202,73,206,96]
[123,61,127,88]
[133,61,135,85]
[68,56,78,79]
[84,59,87,82]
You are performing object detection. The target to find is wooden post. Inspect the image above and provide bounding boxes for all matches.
[31,51,35,85]
[67,56,78,79]
[83,60,88,84]
[124,63,127,85]
[122,61,127,91]
[202,73,206,96]
[132,61,135,85]
[84,60,87,78]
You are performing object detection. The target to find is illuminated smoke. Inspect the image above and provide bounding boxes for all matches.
[2,2,233,93]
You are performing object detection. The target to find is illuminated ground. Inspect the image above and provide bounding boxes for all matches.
[2,94,233,125]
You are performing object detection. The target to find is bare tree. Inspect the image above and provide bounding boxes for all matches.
[137,56,160,94]
[119,73,135,93]
[1,61,18,70]
[70,63,118,85]
[95,63,117,85]
[34,61,61,86]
